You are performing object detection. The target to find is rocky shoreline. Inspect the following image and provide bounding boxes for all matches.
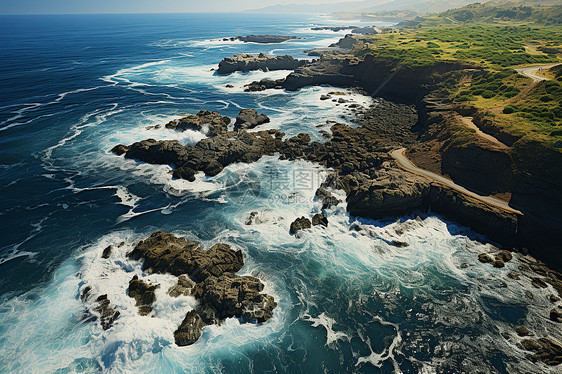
[104,33,562,362]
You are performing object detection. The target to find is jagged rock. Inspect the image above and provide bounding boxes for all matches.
[128,231,244,281]
[329,34,362,49]
[494,258,505,268]
[320,94,331,100]
[217,53,306,74]
[550,309,562,323]
[515,326,532,337]
[391,241,409,248]
[496,250,513,262]
[128,275,158,316]
[234,109,270,130]
[192,272,276,323]
[312,213,328,227]
[479,253,494,263]
[172,166,196,182]
[532,277,548,289]
[111,144,129,156]
[164,110,231,136]
[290,217,312,235]
[174,310,207,346]
[95,294,120,330]
[225,84,234,88]
[521,338,562,366]
[102,245,112,259]
[167,275,195,297]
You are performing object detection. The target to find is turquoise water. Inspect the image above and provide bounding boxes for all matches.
[0,13,559,373]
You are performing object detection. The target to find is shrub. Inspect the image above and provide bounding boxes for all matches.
[540,95,554,102]
[503,106,516,114]
[482,90,496,98]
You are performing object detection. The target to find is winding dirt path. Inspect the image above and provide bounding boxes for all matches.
[460,117,508,148]
[515,63,561,83]
[390,148,523,215]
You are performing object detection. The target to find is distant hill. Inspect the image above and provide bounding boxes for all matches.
[439,2,562,25]
[249,0,490,14]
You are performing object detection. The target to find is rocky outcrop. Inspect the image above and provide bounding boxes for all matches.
[192,272,276,323]
[234,109,270,130]
[229,35,301,44]
[290,217,312,235]
[127,231,276,346]
[165,110,231,136]
[174,310,207,346]
[217,53,306,75]
[128,231,243,281]
[128,275,158,316]
[520,338,562,366]
[311,26,357,32]
[329,34,362,49]
[312,213,328,227]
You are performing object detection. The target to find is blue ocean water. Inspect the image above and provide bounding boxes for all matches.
[0,13,559,373]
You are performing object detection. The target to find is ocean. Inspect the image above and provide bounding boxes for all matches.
[0,12,558,373]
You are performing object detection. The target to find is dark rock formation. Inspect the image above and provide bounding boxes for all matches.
[234,109,270,130]
[165,110,231,136]
[174,310,207,346]
[192,272,276,323]
[521,338,562,366]
[101,245,112,259]
[128,231,276,346]
[311,26,357,32]
[290,217,312,235]
[312,213,328,227]
[329,34,362,49]
[515,326,532,337]
[128,275,158,316]
[232,35,301,44]
[128,231,244,281]
[550,309,562,323]
[217,53,306,75]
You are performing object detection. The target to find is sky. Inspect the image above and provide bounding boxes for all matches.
[0,0,367,14]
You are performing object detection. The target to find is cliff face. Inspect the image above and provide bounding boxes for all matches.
[282,55,469,103]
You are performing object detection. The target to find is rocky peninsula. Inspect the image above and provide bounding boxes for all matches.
[216,53,307,75]
[223,35,301,44]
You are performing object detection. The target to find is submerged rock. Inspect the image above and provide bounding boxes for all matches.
[128,275,158,316]
[94,294,120,330]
